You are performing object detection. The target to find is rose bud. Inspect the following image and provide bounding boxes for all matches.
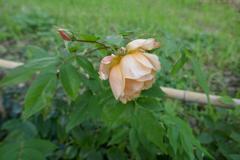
[57,28,73,41]
[99,38,161,103]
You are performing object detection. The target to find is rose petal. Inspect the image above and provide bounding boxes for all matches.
[137,74,154,81]
[143,53,161,71]
[101,55,114,64]
[124,79,144,96]
[120,91,140,104]
[132,52,154,69]
[120,54,151,79]
[109,65,125,99]
[98,55,114,80]
[143,79,155,90]
[126,38,160,52]
[119,79,143,103]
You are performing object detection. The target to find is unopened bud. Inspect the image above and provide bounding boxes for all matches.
[57,28,74,41]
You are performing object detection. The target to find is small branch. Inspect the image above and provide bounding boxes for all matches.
[75,39,112,51]
[85,47,109,54]
[0,58,239,108]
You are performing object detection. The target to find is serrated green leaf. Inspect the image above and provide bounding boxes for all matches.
[141,82,165,99]
[0,56,59,87]
[76,56,97,78]
[25,56,59,70]
[22,73,57,119]
[25,45,49,60]
[104,35,124,47]
[87,150,103,160]
[219,96,235,105]
[60,63,81,99]
[80,75,101,93]
[136,107,166,153]
[66,91,91,132]
[137,97,163,111]
[64,145,78,159]
[129,128,140,159]
[191,57,209,101]
[0,139,56,160]
[67,91,103,131]
[230,132,240,142]
[25,139,56,155]
[108,127,128,145]
[78,34,100,41]
[162,114,212,159]
[199,133,213,144]
[107,147,127,160]
[171,53,188,75]
[2,119,38,140]
[102,101,133,128]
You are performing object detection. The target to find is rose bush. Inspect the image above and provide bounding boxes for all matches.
[0,30,212,160]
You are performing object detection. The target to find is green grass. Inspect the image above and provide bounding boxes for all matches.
[1,0,240,96]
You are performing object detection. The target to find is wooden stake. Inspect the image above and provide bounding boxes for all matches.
[0,59,23,69]
[161,87,240,108]
[0,58,240,108]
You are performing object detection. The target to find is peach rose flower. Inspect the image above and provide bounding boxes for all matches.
[99,38,161,103]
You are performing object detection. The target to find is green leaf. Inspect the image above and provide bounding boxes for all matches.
[219,96,235,106]
[137,97,163,111]
[76,56,97,78]
[141,82,165,99]
[191,57,209,101]
[78,34,100,41]
[102,101,134,128]
[67,91,103,131]
[22,57,59,72]
[0,67,34,87]
[66,91,91,132]
[2,119,38,140]
[0,139,56,160]
[87,150,103,160]
[104,35,124,47]
[25,45,49,60]
[22,73,57,119]
[136,107,166,153]
[25,139,56,155]
[162,114,212,159]
[199,133,213,144]
[171,53,188,75]
[80,75,101,93]
[107,147,127,160]
[0,56,59,86]
[60,63,81,99]
[108,127,128,145]
[230,132,240,142]
[64,145,78,159]
[129,128,140,159]
[168,125,179,155]
[229,154,240,160]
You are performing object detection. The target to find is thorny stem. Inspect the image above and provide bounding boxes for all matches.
[75,39,113,51]
[85,47,109,54]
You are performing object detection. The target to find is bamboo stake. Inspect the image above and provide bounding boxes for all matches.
[0,59,23,69]
[0,58,240,108]
[161,87,240,108]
